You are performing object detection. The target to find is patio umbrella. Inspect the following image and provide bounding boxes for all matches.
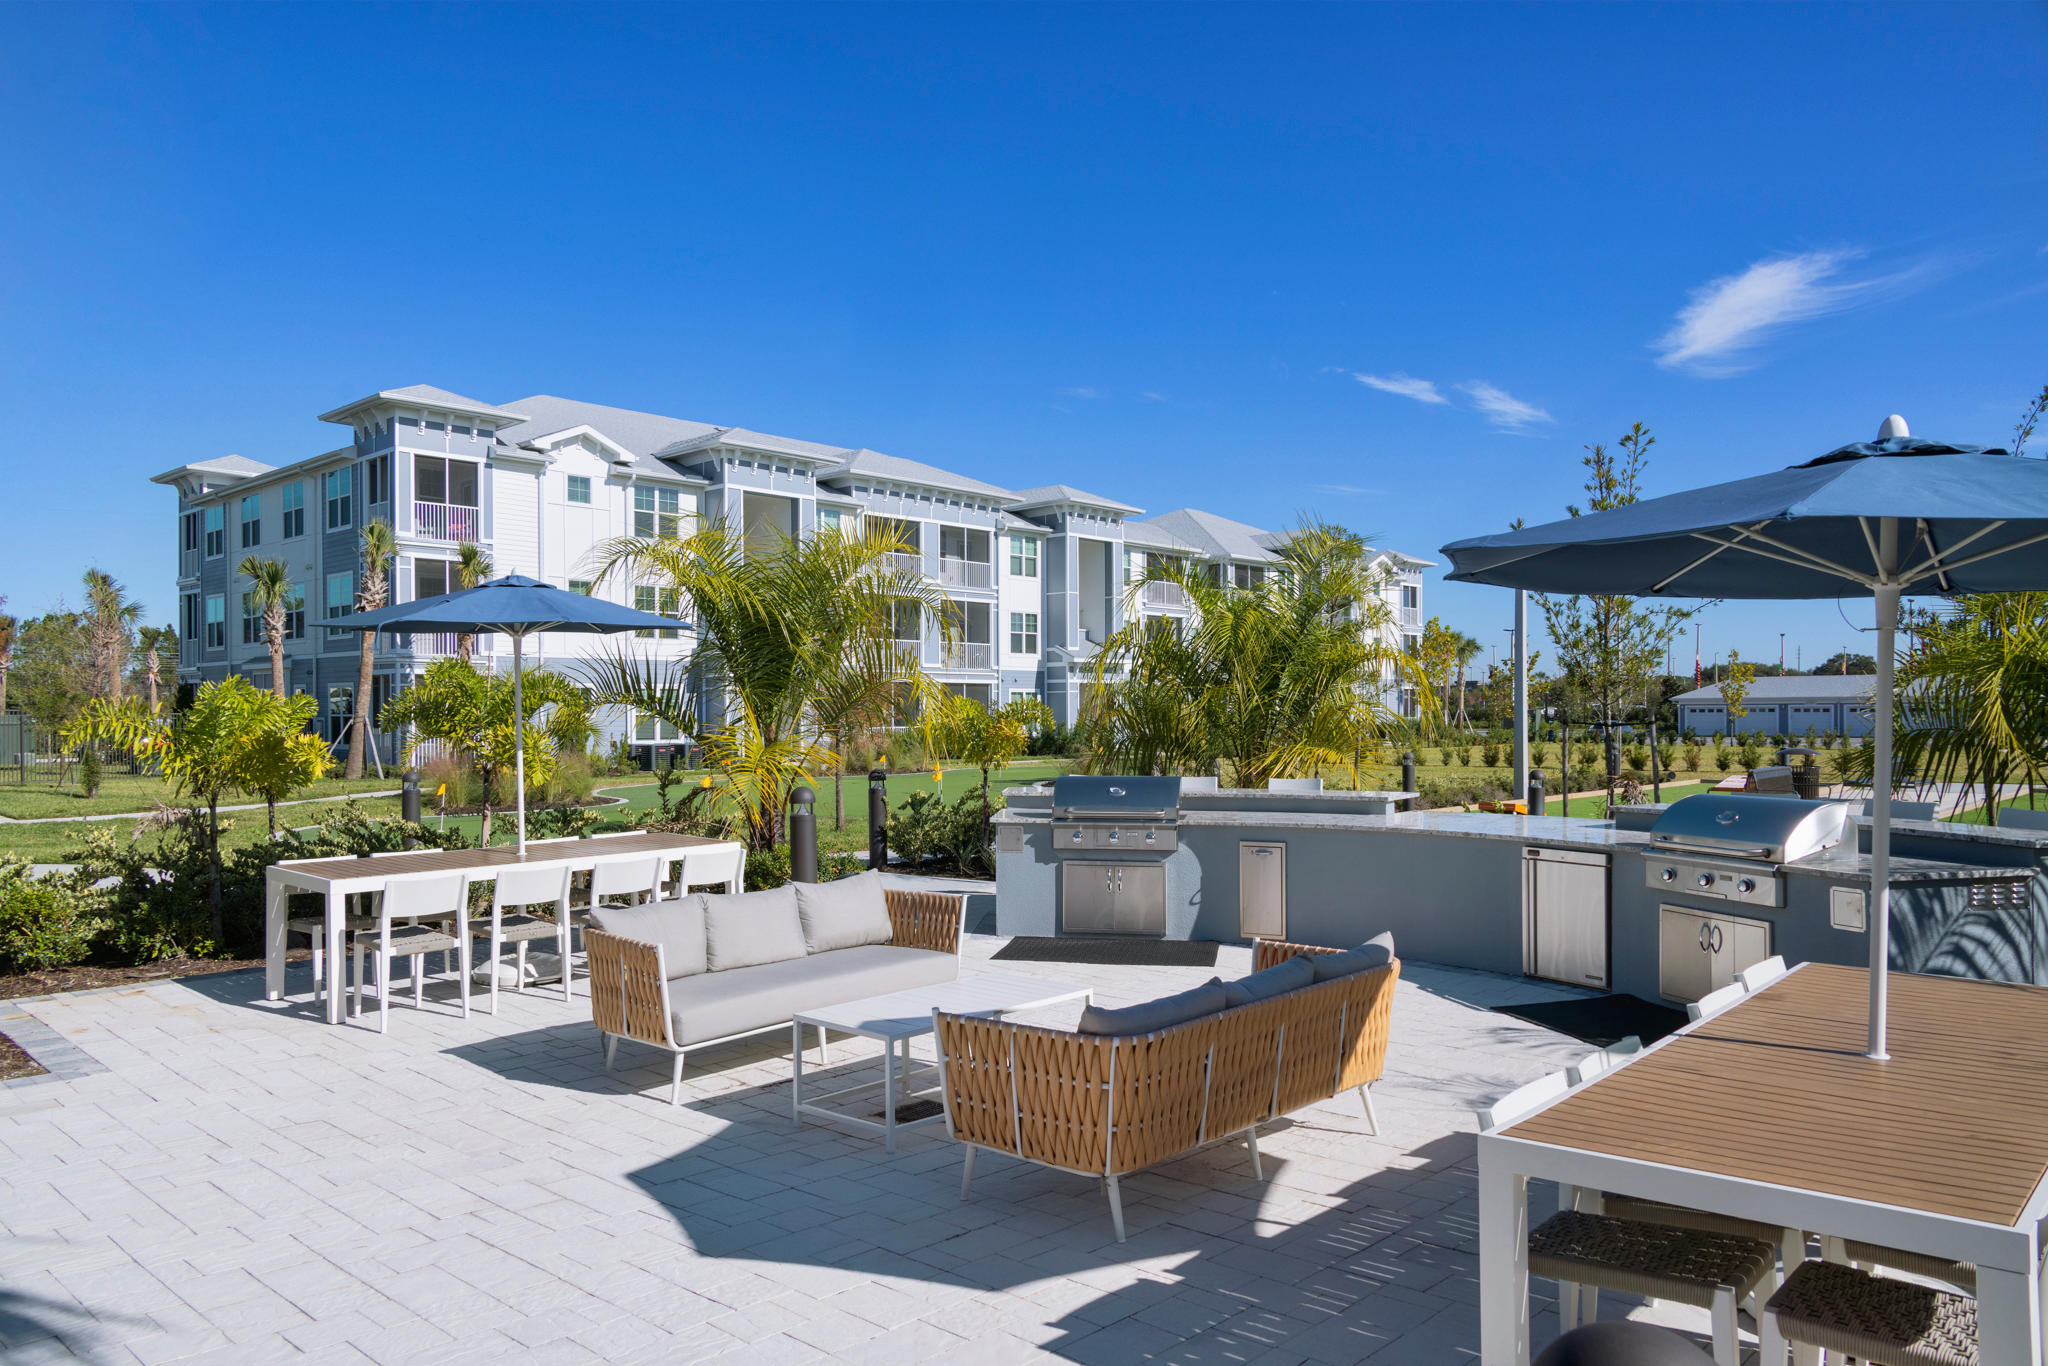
[333,574,689,854]
[1440,417,2048,1058]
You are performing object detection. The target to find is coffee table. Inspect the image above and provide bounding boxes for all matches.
[791,971,1091,1152]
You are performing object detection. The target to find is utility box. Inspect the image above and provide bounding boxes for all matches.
[1239,841,1287,940]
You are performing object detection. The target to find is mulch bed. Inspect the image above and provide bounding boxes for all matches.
[0,1032,46,1080]
[0,951,308,1003]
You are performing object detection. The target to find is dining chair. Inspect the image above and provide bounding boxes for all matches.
[1765,1260,1976,1366]
[1736,956,1789,993]
[1565,1036,1643,1087]
[474,864,574,1011]
[290,851,443,1005]
[352,873,470,1034]
[1483,1070,1781,1365]
[1688,983,1747,1022]
[590,854,664,911]
[677,844,745,895]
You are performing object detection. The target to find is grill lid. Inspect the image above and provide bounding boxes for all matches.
[1051,775,1182,821]
[1647,793,1849,863]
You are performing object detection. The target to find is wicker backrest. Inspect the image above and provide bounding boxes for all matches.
[1106,1021,1216,1175]
[1200,993,1288,1136]
[886,889,963,955]
[585,929,671,1048]
[1011,1020,1115,1173]
[933,1011,1023,1157]
[1333,962,1399,1091]
[1274,976,1351,1116]
[1253,937,1342,972]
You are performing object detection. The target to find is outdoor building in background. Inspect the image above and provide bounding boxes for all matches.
[152,384,1429,760]
[1673,674,1877,738]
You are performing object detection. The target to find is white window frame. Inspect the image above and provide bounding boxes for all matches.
[324,468,353,530]
[1009,611,1039,655]
[281,481,305,539]
[1008,534,1038,577]
[566,474,592,505]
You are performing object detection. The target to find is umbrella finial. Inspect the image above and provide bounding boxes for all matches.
[1877,414,1910,439]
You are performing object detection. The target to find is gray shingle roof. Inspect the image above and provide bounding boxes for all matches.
[1137,508,1280,562]
[1674,676,1877,704]
[1120,519,1197,551]
[1006,485,1144,515]
[819,449,1017,502]
[319,385,530,425]
[653,426,853,465]
[149,453,276,485]
[495,396,722,460]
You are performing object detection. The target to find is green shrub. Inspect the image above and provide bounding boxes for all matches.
[1480,742,1500,767]
[1575,743,1600,768]
[1413,775,1509,810]
[1715,747,1734,772]
[1625,746,1648,774]
[1683,742,1703,772]
[886,790,945,865]
[886,729,928,771]
[524,805,601,840]
[1531,744,1550,767]
[1657,743,1678,772]
[0,862,104,972]
[1738,743,1764,771]
[1456,746,1473,767]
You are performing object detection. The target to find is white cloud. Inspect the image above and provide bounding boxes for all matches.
[1139,390,1167,402]
[1350,371,1447,405]
[1060,386,1102,400]
[1314,482,1387,496]
[1459,381,1552,431]
[1654,249,1931,374]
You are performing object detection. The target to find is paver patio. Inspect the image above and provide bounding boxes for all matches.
[2,919,1714,1364]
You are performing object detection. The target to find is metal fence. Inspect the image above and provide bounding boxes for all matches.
[0,713,77,787]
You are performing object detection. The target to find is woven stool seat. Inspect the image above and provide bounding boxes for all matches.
[1528,1211,1776,1311]
[1597,1194,1788,1246]
[1843,1239,1978,1294]
[352,923,460,956]
[1767,1260,1976,1365]
[468,913,560,943]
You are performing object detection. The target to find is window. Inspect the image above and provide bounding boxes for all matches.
[281,482,304,538]
[413,558,452,600]
[326,572,354,638]
[363,455,390,506]
[566,475,591,505]
[634,585,680,638]
[634,714,682,742]
[568,579,594,596]
[413,456,479,507]
[326,685,353,743]
[181,593,200,643]
[1401,584,1419,610]
[182,513,200,554]
[203,505,224,558]
[204,595,225,649]
[889,600,921,644]
[1009,689,1036,706]
[1009,611,1038,655]
[1008,534,1038,577]
[633,485,681,538]
[283,584,304,639]
[240,495,261,548]
[817,507,844,536]
[1231,563,1264,590]
[325,468,352,530]
[242,590,263,644]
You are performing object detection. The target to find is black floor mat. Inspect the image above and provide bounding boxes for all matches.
[1493,993,1688,1047]
[991,936,1220,967]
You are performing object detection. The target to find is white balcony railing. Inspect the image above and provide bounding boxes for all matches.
[1142,580,1188,608]
[885,552,923,578]
[1398,606,1422,629]
[942,642,994,670]
[405,632,465,657]
[938,558,994,590]
[414,502,480,542]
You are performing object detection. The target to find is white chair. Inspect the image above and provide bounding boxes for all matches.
[676,844,745,895]
[1688,983,1747,1022]
[1479,1070,1571,1133]
[1736,956,1788,993]
[1565,1036,1643,1087]
[590,854,663,910]
[290,851,439,1004]
[352,873,470,1034]
[474,864,573,1010]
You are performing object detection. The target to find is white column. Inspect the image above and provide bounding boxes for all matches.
[1867,517,1899,1060]
[1512,589,1529,801]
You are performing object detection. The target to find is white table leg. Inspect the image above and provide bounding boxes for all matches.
[264,875,287,1000]
[883,1034,897,1154]
[324,890,346,1025]
[1977,1263,2042,1366]
[791,1020,805,1124]
[1479,1156,1531,1366]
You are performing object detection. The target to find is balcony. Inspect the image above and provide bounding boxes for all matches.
[404,632,466,657]
[938,558,993,590]
[1142,580,1188,609]
[1398,606,1422,629]
[941,642,994,670]
[414,502,481,543]
[885,552,923,579]
[179,548,200,579]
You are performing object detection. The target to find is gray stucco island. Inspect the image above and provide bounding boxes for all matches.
[993,784,2048,1003]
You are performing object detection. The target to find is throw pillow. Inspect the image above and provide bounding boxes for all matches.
[702,884,809,971]
[1309,931,1397,982]
[1219,954,1315,1009]
[1077,978,1229,1036]
[793,872,896,954]
[587,896,708,978]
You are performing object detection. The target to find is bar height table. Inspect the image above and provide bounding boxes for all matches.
[1479,962,2048,1364]
[265,832,741,1024]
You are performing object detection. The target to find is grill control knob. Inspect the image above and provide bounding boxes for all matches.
[1736,877,1756,895]
[1659,867,1677,883]
[1696,872,1716,890]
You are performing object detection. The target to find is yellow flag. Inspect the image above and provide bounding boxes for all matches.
[700,776,712,788]
[436,784,446,797]
[932,768,943,784]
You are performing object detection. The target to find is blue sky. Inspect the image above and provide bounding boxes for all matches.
[4,3,2043,675]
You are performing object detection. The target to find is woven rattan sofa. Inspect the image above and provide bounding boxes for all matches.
[585,873,963,1103]
[931,937,1399,1241]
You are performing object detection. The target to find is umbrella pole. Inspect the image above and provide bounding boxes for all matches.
[513,633,527,856]
[1867,528,1899,1060]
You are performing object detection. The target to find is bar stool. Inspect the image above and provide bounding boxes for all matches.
[473,864,573,1010]
[1765,1260,1976,1364]
[352,873,471,1034]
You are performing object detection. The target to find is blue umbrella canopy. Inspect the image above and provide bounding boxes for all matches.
[1440,422,2048,1061]
[337,573,690,635]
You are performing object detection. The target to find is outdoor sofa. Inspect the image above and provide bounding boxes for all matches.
[931,935,1400,1241]
[584,872,963,1103]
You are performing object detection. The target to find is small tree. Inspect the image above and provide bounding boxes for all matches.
[240,693,329,834]
[934,694,1054,846]
[1720,649,1756,740]
[238,556,294,698]
[453,542,494,664]
[347,519,398,778]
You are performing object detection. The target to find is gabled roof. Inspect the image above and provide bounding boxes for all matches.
[1120,519,1196,552]
[1136,508,1280,563]
[1673,675,1877,704]
[150,453,275,486]
[653,426,852,466]
[1005,485,1143,515]
[998,510,1048,534]
[819,449,1017,502]
[495,396,721,460]
[319,385,529,427]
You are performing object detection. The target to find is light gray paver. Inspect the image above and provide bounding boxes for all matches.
[0,925,1741,1361]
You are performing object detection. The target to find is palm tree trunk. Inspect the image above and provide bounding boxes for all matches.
[267,610,287,699]
[833,765,845,831]
[347,632,374,779]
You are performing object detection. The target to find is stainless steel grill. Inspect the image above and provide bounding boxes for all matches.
[1645,793,1850,907]
[1049,777,1181,935]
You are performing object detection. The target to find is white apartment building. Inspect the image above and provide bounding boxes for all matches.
[154,384,1430,762]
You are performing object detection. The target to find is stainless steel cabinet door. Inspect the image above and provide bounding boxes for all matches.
[1526,848,1610,988]
[1658,906,1716,1004]
[1112,863,1167,935]
[1725,916,1773,982]
[1239,842,1287,940]
[1061,862,1120,934]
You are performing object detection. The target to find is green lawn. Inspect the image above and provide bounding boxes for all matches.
[0,772,401,821]
[1945,793,2048,826]
[0,796,409,864]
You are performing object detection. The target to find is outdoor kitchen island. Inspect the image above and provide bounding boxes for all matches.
[993,781,2048,1004]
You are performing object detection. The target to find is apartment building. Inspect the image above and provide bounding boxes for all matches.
[154,384,1430,758]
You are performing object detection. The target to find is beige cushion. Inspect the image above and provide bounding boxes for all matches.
[702,885,808,971]
[1077,978,1227,1036]
[1220,955,1314,1009]
[668,944,959,1045]
[588,897,708,978]
[793,872,895,954]
[1311,931,1396,982]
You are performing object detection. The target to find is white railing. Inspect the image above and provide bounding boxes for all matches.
[413,502,480,542]
[938,558,993,590]
[885,552,924,578]
[405,632,465,657]
[1142,580,1188,608]
[1398,606,1422,629]
[179,548,199,578]
[942,642,994,670]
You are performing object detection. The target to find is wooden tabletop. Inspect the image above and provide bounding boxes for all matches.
[274,832,731,882]
[1504,963,2048,1227]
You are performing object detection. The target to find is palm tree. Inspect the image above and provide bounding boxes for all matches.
[237,556,293,698]
[82,569,139,702]
[581,519,948,850]
[1449,629,1483,731]
[454,541,493,664]
[1085,520,1413,786]
[347,519,398,778]
[135,625,173,714]
[0,605,15,718]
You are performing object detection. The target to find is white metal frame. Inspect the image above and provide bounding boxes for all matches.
[478,863,573,1010]
[1477,964,2048,1365]
[351,872,471,1034]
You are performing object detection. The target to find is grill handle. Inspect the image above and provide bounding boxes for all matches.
[1650,837,1775,860]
